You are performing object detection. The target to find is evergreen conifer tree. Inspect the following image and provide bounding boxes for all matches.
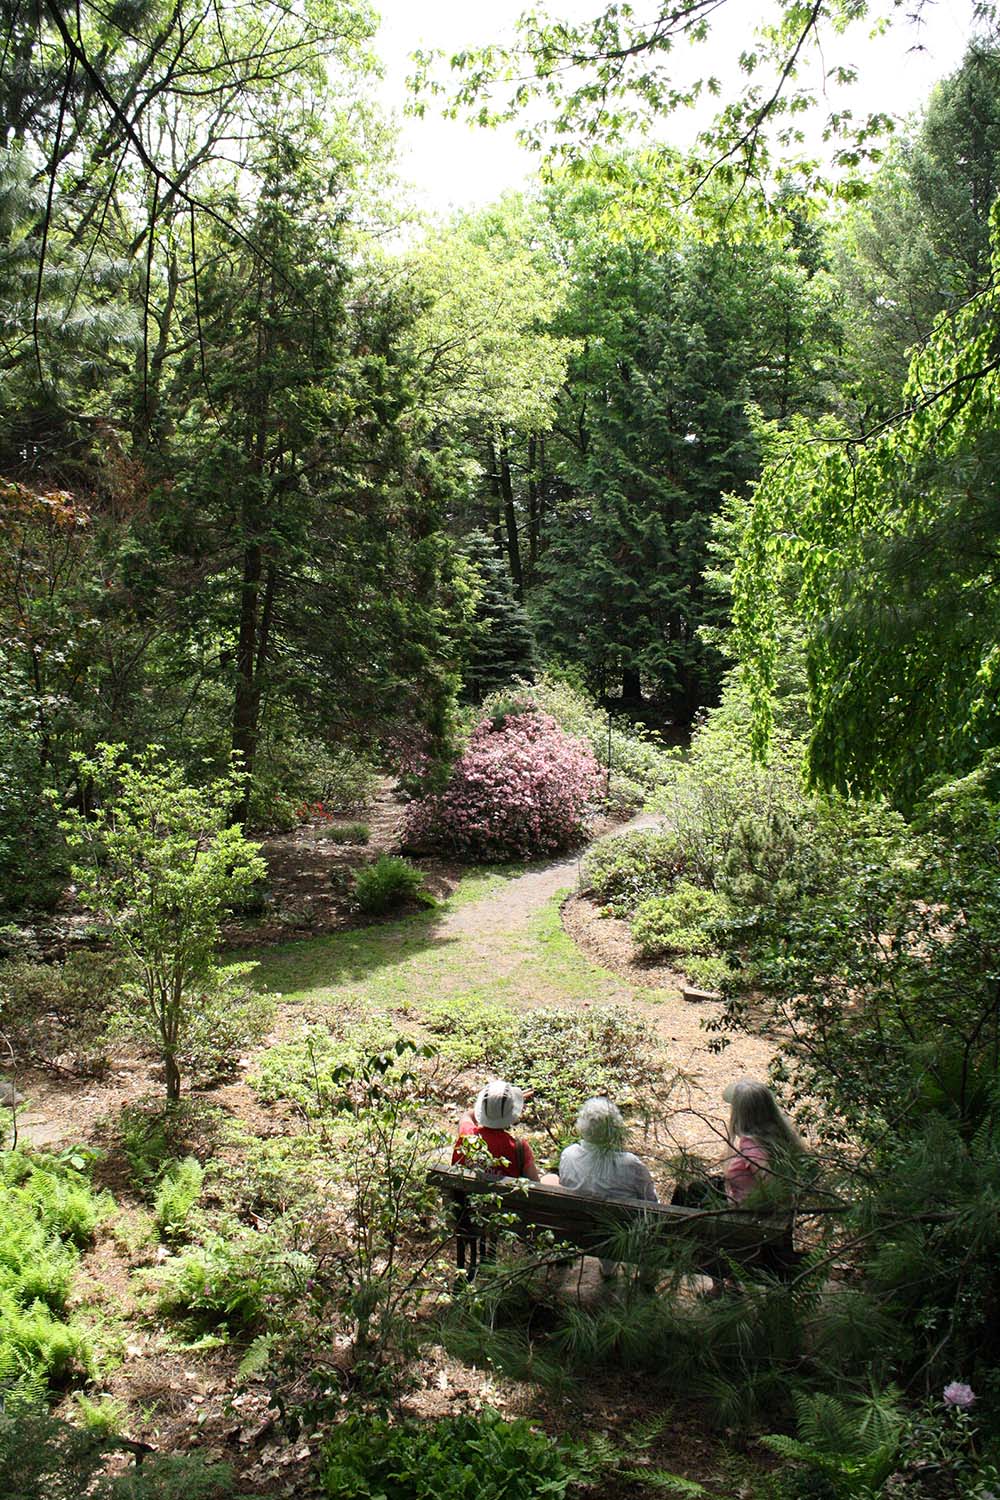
[459,532,538,703]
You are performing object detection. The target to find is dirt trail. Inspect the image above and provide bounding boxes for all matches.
[435,814,661,939]
[431,811,774,1159]
[10,811,774,1160]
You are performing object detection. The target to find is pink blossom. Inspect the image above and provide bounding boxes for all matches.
[943,1382,976,1409]
[403,710,601,860]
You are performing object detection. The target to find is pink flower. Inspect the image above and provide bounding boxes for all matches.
[403,709,600,861]
[943,1382,976,1409]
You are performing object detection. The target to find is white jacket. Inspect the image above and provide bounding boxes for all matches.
[558,1142,658,1204]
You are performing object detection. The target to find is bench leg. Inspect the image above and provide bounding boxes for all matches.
[454,1200,494,1282]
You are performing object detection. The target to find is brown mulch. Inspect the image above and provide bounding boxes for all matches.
[561,892,688,991]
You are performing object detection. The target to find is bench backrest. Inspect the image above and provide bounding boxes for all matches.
[427,1165,794,1274]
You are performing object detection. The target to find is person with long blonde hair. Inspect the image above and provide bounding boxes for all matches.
[722,1079,805,1205]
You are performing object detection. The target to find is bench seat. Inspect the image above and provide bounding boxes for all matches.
[427,1165,803,1280]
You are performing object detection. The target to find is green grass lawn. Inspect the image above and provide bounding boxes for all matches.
[248,868,629,1025]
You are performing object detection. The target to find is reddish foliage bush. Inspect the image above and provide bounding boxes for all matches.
[404,711,601,860]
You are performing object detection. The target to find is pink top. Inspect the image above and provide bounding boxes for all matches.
[724,1135,770,1205]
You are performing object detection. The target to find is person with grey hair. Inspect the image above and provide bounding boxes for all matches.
[555,1096,658,1277]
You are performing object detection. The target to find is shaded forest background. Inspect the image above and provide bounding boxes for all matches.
[6,0,1000,907]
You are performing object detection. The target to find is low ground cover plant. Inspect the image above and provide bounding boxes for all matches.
[404,708,601,860]
[153,1215,314,1334]
[631,881,730,958]
[0,951,122,1077]
[0,1407,234,1500]
[496,1004,672,1142]
[252,1017,404,1116]
[322,821,370,844]
[403,991,519,1068]
[321,1408,585,1500]
[0,1148,108,1401]
[153,1156,205,1243]
[354,856,429,915]
[764,1385,1000,1500]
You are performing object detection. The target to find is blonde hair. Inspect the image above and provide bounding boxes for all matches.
[728,1081,803,1156]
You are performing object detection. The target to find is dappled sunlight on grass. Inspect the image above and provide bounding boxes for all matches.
[248,865,629,1026]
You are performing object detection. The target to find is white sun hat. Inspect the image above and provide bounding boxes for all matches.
[473,1080,525,1130]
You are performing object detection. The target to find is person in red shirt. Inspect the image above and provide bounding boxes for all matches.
[452,1080,540,1180]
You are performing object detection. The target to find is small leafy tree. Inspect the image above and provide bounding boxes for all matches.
[61,747,265,1101]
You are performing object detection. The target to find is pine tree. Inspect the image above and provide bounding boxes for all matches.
[459,531,538,703]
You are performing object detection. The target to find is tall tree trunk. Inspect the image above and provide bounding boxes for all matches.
[486,435,504,558]
[622,666,643,703]
[526,434,539,579]
[499,441,524,601]
[232,527,262,826]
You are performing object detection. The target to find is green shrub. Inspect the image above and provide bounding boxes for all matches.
[354,856,428,915]
[153,1157,204,1242]
[153,1219,313,1333]
[581,829,686,916]
[252,1018,404,1114]
[764,1386,1000,1500]
[0,1407,234,1500]
[321,1408,584,1500]
[496,1005,669,1132]
[0,951,122,1076]
[321,821,370,844]
[405,992,518,1069]
[0,1299,88,1389]
[72,1392,127,1438]
[174,965,273,1084]
[630,882,730,957]
[681,954,733,992]
[647,688,813,888]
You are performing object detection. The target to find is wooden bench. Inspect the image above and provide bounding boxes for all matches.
[427,1165,803,1281]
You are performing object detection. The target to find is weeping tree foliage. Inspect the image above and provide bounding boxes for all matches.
[732,198,1000,805]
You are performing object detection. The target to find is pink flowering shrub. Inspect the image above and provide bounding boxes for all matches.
[404,711,602,860]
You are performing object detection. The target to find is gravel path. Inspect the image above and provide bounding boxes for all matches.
[434,811,775,1161]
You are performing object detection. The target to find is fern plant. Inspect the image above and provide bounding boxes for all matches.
[762,1388,906,1498]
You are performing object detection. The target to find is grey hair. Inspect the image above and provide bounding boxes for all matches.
[576,1096,626,1148]
[728,1081,803,1156]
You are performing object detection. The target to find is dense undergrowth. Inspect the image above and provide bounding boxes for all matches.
[0,1148,106,1403]
[4,681,1000,1498]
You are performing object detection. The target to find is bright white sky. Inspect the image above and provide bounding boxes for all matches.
[374,0,986,218]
